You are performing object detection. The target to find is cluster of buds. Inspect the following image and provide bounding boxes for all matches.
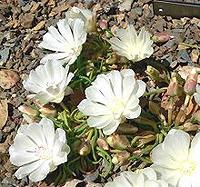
[166,73,183,97]
[18,104,57,123]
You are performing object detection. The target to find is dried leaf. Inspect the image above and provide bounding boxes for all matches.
[0,69,20,89]
[0,100,8,130]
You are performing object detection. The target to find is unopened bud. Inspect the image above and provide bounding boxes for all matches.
[112,151,130,166]
[149,101,161,115]
[184,70,198,95]
[166,76,182,96]
[180,122,198,132]
[145,66,160,81]
[79,140,91,156]
[152,32,174,43]
[39,104,57,117]
[71,139,81,152]
[97,138,109,150]
[192,110,200,123]
[137,134,156,147]
[117,123,138,134]
[106,134,130,150]
[99,19,108,30]
[18,105,39,117]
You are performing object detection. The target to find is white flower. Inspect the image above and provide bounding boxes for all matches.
[78,69,146,135]
[109,25,153,62]
[9,118,70,182]
[39,18,87,65]
[105,168,168,187]
[194,84,200,106]
[65,7,96,33]
[23,59,74,105]
[151,129,200,187]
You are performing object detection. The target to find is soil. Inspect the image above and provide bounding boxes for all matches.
[0,0,199,186]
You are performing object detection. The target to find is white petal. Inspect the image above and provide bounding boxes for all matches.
[29,161,50,182]
[93,74,115,100]
[85,86,107,104]
[135,80,146,97]
[14,160,44,180]
[40,118,55,148]
[57,19,73,44]
[189,132,200,162]
[142,167,157,180]
[9,148,39,166]
[40,53,69,64]
[102,120,120,135]
[163,129,190,161]
[178,176,192,187]
[124,105,141,119]
[109,70,122,98]
[9,133,37,152]
[78,99,111,116]
[22,123,47,146]
[87,115,113,129]
[151,144,178,168]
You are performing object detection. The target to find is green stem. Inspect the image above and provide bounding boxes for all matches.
[179,42,200,49]
[143,87,167,96]
[60,101,68,111]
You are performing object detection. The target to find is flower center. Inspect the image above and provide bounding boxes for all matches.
[72,46,82,56]
[35,146,51,160]
[179,160,196,176]
[110,97,125,118]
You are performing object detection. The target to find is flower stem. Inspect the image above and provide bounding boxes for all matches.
[60,101,68,111]
[143,87,167,97]
[179,42,200,49]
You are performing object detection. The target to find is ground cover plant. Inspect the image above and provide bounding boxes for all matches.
[0,0,200,187]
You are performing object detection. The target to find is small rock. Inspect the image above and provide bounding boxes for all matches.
[32,20,45,31]
[0,100,8,130]
[0,70,20,90]
[191,49,199,63]
[0,48,10,66]
[20,13,34,28]
[119,0,134,11]
[191,18,200,28]
[178,49,192,63]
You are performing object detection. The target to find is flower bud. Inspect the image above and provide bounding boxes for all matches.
[192,110,200,123]
[97,138,109,150]
[66,7,97,33]
[106,134,130,150]
[149,101,161,115]
[112,151,130,166]
[39,104,57,118]
[18,105,39,117]
[152,32,174,43]
[79,140,91,156]
[137,134,156,147]
[166,75,183,96]
[117,123,138,134]
[99,19,108,30]
[184,70,198,95]
[181,122,198,132]
[145,66,160,81]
